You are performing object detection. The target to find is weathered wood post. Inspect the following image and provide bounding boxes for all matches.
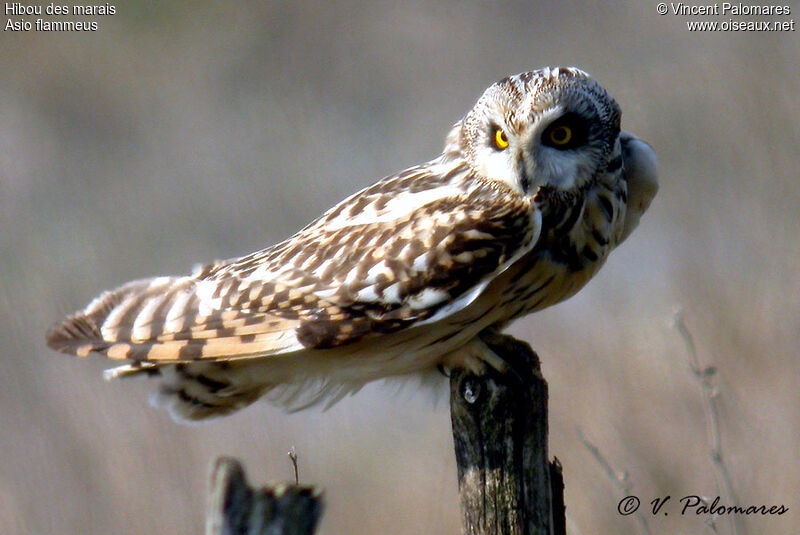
[206,457,323,535]
[450,332,566,535]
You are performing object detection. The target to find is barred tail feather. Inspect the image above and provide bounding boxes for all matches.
[117,357,370,422]
[151,363,271,422]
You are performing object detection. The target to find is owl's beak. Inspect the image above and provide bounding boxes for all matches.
[517,152,532,194]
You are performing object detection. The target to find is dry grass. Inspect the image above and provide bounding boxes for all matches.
[1,2,797,534]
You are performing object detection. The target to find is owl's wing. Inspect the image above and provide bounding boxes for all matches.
[46,163,539,366]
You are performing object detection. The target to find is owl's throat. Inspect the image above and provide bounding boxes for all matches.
[534,185,593,272]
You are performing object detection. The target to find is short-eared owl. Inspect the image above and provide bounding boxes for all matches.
[47,67,658,421]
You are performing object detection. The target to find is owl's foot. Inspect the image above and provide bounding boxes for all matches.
[442,330,540,384]
[478,329,541,384]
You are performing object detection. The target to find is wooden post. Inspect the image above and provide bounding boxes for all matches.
[450,332,566,535]
[206,457,324,535]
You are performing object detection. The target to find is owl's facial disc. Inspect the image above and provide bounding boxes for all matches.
[460,68,621,196]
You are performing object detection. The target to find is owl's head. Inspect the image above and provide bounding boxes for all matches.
[453,67,623,196]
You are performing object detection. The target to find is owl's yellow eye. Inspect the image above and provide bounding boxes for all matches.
[494,128,509,150]
[548,125,572,145]
[542,113,588,150]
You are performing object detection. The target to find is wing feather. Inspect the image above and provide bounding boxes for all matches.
[46,157,540,363]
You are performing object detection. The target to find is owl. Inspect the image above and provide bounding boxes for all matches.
[47,67,658,422]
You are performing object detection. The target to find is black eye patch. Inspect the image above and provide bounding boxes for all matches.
[541,113,589,150]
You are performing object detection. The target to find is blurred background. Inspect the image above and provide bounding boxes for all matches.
[1,2,798,534]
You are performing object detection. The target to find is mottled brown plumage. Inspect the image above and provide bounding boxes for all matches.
[47,67,658,421]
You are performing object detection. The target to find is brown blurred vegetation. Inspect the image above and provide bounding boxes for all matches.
[1,2,797,534]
